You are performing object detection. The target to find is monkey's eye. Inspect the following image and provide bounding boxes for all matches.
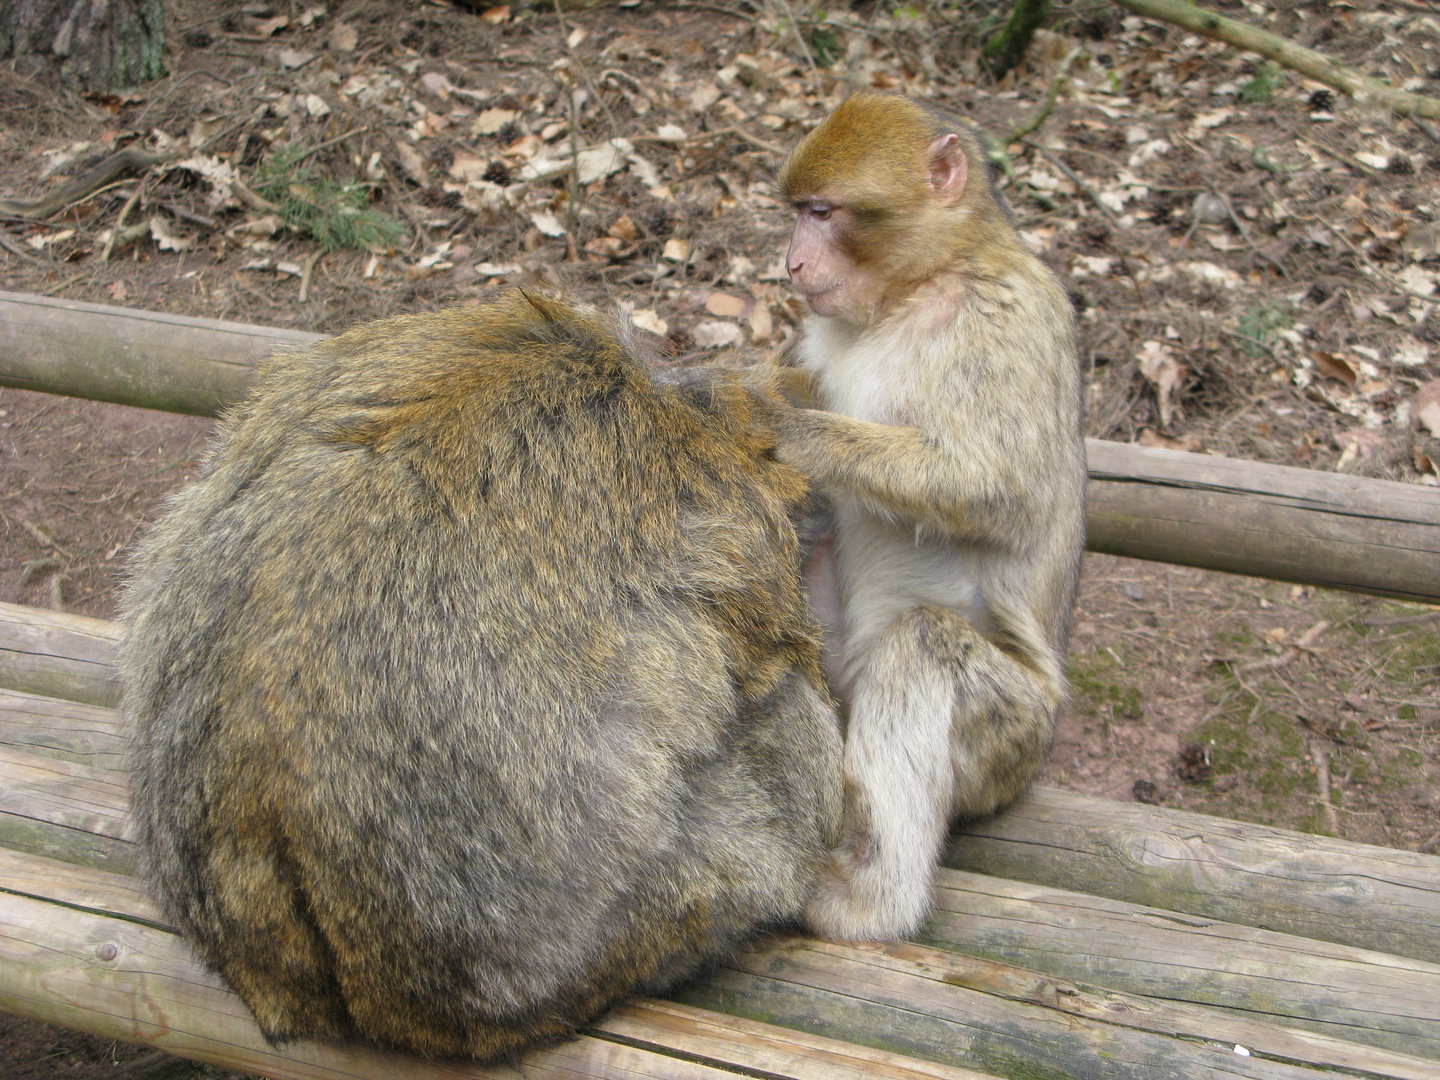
[809,206,833,221]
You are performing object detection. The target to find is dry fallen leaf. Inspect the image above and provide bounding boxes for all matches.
[1390,336,1431,368]
[705,291,746,318]
[1313,351,1358,385]
[148,215,193,252]
[1417,401,1440,438]
[749,301,773,344]
[689,82,721,112]
[662,237,690,262]
[583,236,628,260]
[530,212,566,238]
[480,6,510,24]
[692,321,743,348]
[329,22,358,52]
[396,141,430,186]
[1335,429,1385,472]
[608,215,638,243]
[278,48,317,69]
[1136,341,1186,427]
[255,14,289,37]
[630,308,669,336]
[1136,428,1201,453]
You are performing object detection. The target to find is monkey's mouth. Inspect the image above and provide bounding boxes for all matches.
[796,283,840,305]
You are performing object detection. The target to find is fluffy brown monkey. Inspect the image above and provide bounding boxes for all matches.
[122,292,842,1060]
[756,92,1086,941]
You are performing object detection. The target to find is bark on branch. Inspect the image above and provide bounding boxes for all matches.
[1111,0,1440,120]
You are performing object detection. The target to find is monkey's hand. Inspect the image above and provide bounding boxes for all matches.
[740,361,821,410]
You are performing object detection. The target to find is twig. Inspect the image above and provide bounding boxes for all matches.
[102,182,147,263]
[702,125,789,157]
[1362,609,1440,626]
[158,202,217,229]
[0,230,45,265]
[1278,121,1374,177]
[133,70,234,130]
[1031,144,1120,225]
[673,0,758,19]
[294,127,368,166]
[550,1,620,140]
[44,270,91,296]
[0,147,176,219]
[298,249,324,303]
[1215,325,1281,358]
[1308,738,1342,837]
[1006,49,1080,144]
[775,0,825,87]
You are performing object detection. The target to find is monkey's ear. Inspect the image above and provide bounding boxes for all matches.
[927,134,967,205]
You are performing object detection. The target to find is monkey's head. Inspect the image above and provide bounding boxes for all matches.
[778,92,1010,325]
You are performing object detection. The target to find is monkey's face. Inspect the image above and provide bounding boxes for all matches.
[786,201,885,321]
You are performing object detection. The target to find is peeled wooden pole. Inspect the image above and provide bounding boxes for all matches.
[0,289,318,415]
[2,290,1438,603]
[1084,440,1440,605]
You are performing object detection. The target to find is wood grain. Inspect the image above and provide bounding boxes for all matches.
[923,868,1440,1060]
[0,601,122,708]
[946,786,1440,965]
[0,879,996,1080]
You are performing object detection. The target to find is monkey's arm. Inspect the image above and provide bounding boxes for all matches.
[758,401,1029,547]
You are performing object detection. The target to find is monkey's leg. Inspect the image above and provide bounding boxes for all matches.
[805,604,1054,942]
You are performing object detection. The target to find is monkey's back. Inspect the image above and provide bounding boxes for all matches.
[121,293,840,1060]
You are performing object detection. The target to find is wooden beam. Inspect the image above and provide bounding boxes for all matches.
[2,291,1438,602]
[4,849,1434,1080]
[0,289,319,415]
[0,862,997,1080]
[0,601,122,708]
[4,641,1440,996]
[0,687,126,770]
[946,785,1440,966]
[1085,439,1440,605]
[924,868,1440,1062]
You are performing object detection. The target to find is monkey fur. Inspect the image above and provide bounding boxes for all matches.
[759,92,1087,941]
[123,292,842,1060]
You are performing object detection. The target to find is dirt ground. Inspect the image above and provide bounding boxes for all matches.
[2,0,1438,1076]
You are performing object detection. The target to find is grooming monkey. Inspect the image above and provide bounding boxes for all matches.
[123,292,842,1060]
[755,92,1086,940]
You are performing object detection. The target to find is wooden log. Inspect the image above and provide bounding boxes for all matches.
[13,838,1434,1070]
[0,687,127,770]
[923,869,1440,1061]
[3,291,1439,602]
[0,872,995,1080]
[5,848,1435,1080]
[0,744,134,873]
[6,658,1440,977]
[680,937,1437,1080]
[1085,439,1440,605]
[946,786,1440,966]
[0,288,319,415]
[0,601,122,708]
[0,848,161,926]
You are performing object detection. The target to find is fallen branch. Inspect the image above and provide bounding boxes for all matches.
[0,148,177,220]
[1112,0,1440,119]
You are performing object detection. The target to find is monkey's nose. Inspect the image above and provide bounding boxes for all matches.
[787,261,802,277]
